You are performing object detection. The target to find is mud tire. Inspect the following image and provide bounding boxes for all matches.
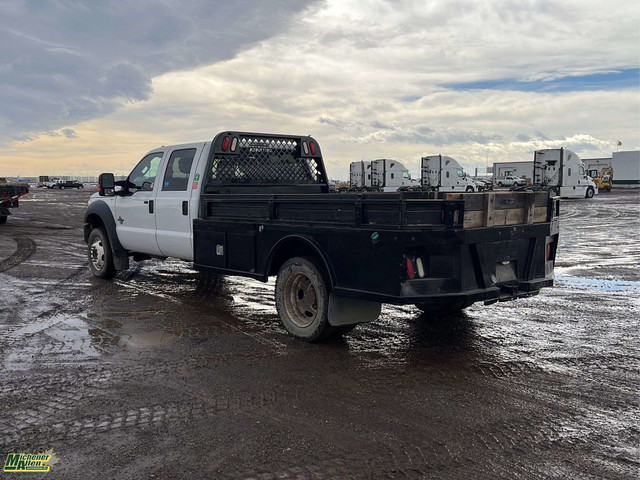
[275,256,334,342]
[88,227,116,279]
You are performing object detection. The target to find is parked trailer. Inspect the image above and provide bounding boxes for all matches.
[612,151,640,188]
[85,131,559,342]
[421,155,484,192]
[0,180,29,224]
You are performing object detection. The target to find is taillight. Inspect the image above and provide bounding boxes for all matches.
[309,141,316,155]
[546,243,552,260]
[406,257,416,279]
[221,136,230,151]
[416,257,425,278]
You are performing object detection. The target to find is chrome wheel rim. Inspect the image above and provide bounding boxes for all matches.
[90,237,105,270]
[283,272,318,328]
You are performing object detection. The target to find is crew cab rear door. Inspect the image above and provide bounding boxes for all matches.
[154,143,205,260]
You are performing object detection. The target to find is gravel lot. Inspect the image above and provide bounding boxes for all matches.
[1,188,639,479]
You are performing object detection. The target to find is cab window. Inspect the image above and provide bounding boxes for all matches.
[403,171,410,179]
[129,153,163,191]
[457,169,464,177]
[579,165,585,175]
[163,149,196,191]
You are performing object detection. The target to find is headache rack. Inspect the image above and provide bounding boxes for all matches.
[203,131,329,194]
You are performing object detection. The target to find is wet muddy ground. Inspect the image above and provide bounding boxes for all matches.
[1,188,638,479]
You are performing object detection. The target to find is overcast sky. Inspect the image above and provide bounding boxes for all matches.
[1,0,638,178]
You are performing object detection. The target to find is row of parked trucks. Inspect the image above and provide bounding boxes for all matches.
[351,148,600,199]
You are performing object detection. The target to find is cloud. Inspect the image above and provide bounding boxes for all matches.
[0,0,320,144]
[0,0,638,178]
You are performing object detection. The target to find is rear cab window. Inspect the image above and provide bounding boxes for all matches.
[162,149,196,191]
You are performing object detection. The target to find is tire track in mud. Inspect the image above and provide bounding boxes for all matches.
[1,387,300,450]
[0,351,278,432]
[0,236,37,273]
[230,416,588,480]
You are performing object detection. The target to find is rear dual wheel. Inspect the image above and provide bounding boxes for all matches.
[275,257,356,342]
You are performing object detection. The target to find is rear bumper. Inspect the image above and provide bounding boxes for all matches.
[398,277,553,305]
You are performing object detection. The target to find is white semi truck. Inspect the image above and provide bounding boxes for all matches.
[349,159,419,192]
[421,155,485,192]
[533,148,598,198]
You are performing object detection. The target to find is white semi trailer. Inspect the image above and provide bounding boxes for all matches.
[349,159,419,192]
[533,148,598,199]
[421,155,484,192]
[612,151,640,188]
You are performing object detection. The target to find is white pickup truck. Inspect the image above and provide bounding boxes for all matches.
[84,131,559,342]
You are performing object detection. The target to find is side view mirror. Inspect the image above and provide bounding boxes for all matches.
[98,173,115,196]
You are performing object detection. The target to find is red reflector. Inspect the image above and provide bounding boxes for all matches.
[546,243,551,260]
[406,257,416,279]
[221,136,230,151]
[309,141,316,155]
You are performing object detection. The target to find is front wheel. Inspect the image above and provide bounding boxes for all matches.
[497,182,503,187]
[275,257,334,342]
[465,186,474,192]
[585,187,594,198]
[88,227,116,279]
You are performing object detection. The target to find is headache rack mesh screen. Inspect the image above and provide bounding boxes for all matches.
[208,136,323,185]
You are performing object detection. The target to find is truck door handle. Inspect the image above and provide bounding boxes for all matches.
[148,200,154,214]
[182,201,188,216]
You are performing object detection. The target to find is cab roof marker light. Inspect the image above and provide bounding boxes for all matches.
[230,137,238,152]
[221,136,230,152]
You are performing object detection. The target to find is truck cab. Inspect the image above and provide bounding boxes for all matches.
[534,148,598,199]
[349,159,419,192]
[421,155,483,192]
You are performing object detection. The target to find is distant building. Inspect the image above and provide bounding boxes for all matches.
[612,151,640,188]
[582,157,613,172]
